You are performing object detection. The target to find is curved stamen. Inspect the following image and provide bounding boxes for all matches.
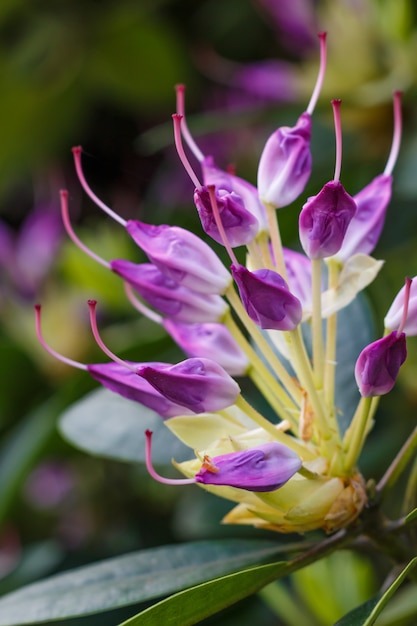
[397,277,413,335]
[172,114,202,189]
[60,190,110,269]
[71,147,127,227]
[384,91,403,176]
[331,99,343,182]
[145,430,196,485]
[306,32,327,116]
[87,299,137,372]
[207,185,239,266]
[34,304,87,370]
[124,282,163,324]
[175,84,205,162]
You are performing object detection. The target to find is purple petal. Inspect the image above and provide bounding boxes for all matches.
[336,174,392,262]
[111,260,227,323]
[257,111,312,208]
[163,319,249,376]
[195,442,302,492]
[231,264,302,331]
[87,362,193,418]
[194,187,260,248]
[125,221,230,294]
[299,180,357,259]
[137,358,241,413]
[385,276,417,336]
[283,247,312,309]
[355,332,407,397]
[201,156,267,228]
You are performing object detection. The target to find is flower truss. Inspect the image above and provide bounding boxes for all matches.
[36,33,415,535]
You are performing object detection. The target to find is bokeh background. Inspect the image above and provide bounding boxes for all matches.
[1,0,417,624]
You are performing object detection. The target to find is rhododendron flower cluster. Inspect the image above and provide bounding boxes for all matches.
[36,34,414,534]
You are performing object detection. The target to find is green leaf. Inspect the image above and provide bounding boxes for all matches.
[118,560,291,626]
[0,540,292,625]
[334,557,417,626]
[59,387,189,465]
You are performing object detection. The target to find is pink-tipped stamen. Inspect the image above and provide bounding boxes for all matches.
[172,114,202,190]
[124,282,163,324]
[384,91,403,176]
[207,185,239,266]
[60,190,110,270]
[145,430,195,486]
[34,304,87,370]
[71,147,127,227]
[331,99,343,182]
[87,299,137,372]
[175,84,204,163]
[397,277,413,335]
[306,32,327,116]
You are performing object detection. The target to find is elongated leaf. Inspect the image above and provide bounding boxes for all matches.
[59,387,189,464]
[334,557,417,626]
[118,560,291,626]
[0,539,293,625]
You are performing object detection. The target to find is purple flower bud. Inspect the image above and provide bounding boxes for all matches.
[299,181,357,259]
[137,358,241,413]
[201,156,267,229]
[257,112,312,208]
[231,264,302,331]
[195,442,302,492]
[87,362,193,418]
[163,319,249,376]
[354,332,407,397]
[385,276,417,336]
[194,186,259,247]
[110,261,228,323]
[336,174,393,262]
[125,221,231,294]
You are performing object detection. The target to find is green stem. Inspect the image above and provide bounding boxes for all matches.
[343,396,373,471]
[225,285,302,405]
[224,310,299,426]
[323,260,340,409]
[235,396,314,460]
[311,258,324,388]
[376,425,417,497]
[288,327,337,453]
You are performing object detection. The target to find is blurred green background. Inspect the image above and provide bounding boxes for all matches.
[1,0,417,624]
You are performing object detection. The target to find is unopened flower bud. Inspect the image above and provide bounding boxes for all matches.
[201,156,267,229]
[125,220,231,294]
[110,261,228,323]
[299,181,357,259]
[231,264,302,331]
[194,186,259,247]
[137,358,241,413]
[195,443,302,492]
[257,112,312,208]
[354,332,407,397]
[88,362,193,418]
